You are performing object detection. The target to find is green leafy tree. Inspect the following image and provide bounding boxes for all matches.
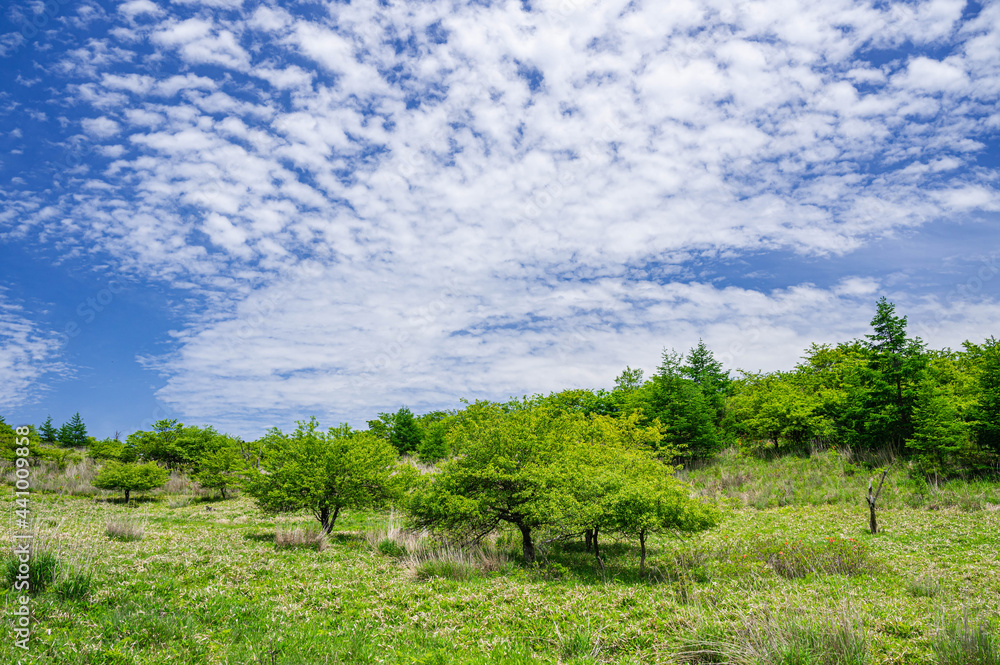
[194,437,245,499]
[390,407,423,455]
[89,436,138,462]
[906,351,979,479]
[603,469,720,574]
[682,339,731,424]
[92,461,168,502]
[366,413,394,441]
[57,412,88,448]
[970,337,1000,455]
[416,411,453,463]
[128,420,226,469]
[409,401,580,562]
[727,371,834,453]
[243,417,399,534]
[39,416,58,445]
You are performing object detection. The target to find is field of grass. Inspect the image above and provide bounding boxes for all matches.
[2,450,999,664]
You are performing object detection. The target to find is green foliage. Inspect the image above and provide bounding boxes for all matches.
[89,436,138,462]
[728,372,834,454]
[906,357,977,479]
[416,411,453,462]
[125,419,227,470]
[411,400,575,562]
[971,337,1000,455]
[242,417,399,533]
[411,401,719,566]
[193,437,245,498]
[390,406,423,455]
[39,415,58,444]
[58,412,89,448]
[92,461,169,502]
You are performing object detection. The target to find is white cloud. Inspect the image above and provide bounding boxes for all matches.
[7,0,1000,431]
[119,0,163,18]
[152,18,250,71]
[0,294,66,411]
[81,116,121,138]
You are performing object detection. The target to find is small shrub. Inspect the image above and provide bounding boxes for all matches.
[275,526,327,551]
[106,514,145,542]
[932,613,1000,665]
[3,548,59,593]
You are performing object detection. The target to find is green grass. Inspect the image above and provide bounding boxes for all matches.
[1,450,998,663]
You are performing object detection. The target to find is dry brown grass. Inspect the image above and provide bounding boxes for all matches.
[275,525,328,551]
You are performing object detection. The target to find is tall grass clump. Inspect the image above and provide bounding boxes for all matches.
[3,546,60,594]
[679,608,869,665]
[106,513,146,542]
[55,561,95,601]
[932,613,1000,665]
[275,525,328,551]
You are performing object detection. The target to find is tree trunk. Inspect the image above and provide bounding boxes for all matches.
[868,500,878,534]
[593,525,601,560]
[585,529,594,552]
[320,505,341,534]
[124,489,130,503]
[518,523,536,563]
[639,529,647,576]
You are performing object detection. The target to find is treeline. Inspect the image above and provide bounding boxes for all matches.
[2,297,999,565]
[4,297,1000,478]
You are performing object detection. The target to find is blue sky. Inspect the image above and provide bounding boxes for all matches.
[1,0,999,439]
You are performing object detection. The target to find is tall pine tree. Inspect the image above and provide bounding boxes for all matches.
[57,412,89,447]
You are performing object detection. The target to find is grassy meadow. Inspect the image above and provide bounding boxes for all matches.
[2,450,1000,664]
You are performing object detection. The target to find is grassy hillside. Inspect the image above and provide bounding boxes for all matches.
[2,450,999,664]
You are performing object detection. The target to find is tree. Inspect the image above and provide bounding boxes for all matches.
[58,412,88,447]
[603,470,720,574]
[92,461,168,502]
[682,339,731,424]
[409,401,580,562]
[194,437,245,499]
[39,416,58,445]
[726,371,834,453]
[860,297,926,452]
[971,337,1000,455]
[243,417,400,534]
[416,411,452,463]
[614,366,645,393]
[645,350,722,459]
[905,354,977,480]
[128,420,226,469]
[128,419,184,467]
[390,407,423,455]
[89,435,138,462]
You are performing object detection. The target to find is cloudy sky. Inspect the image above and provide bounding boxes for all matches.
[1,0,998,439]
